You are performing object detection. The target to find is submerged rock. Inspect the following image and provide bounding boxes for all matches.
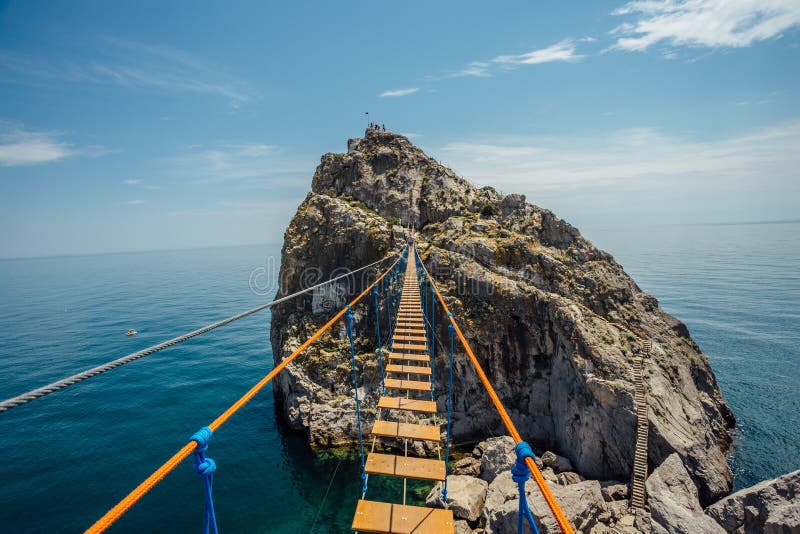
[270,128,736,505]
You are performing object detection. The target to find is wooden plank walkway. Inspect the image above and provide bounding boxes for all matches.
[388,352,429,363]
[386,364,432,376]
[377,396,437,413]
[384,378,432,392]
[352,244,453,532]
[352,501,454,533]
[365,453,446,481]
[371,420,441,442]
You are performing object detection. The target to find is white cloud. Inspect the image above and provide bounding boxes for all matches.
[611,0,800,51]
[380,88,419,97]
[443,39,585,79]
[436,121,800,224]
[0,128,73,166]
[126,199,145,205]
[455,61,492,78]
[122,178,161,190]
[437,120,800,191]
[493,39,583,65]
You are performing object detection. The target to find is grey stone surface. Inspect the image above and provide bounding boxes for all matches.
[426,474,488,522]
[479,436,517,482]
[557,471,584,485]
[270,127,736,504]
[452,456,481,477]
[706,468,800,533]
[600,481,629,501]
[484,478,607,533]
[542,451,575,473]
[646,453,725,533]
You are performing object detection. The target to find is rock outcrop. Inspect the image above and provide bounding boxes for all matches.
[427,437,620,532]
[705,469,800,533]
[645,453,725,533]
[269,128,737,505]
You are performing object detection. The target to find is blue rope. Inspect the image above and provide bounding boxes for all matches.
[387,275,394,347]
[443,318,455,504]
[190,427,218,534]
[373,287,384,394]
[512,441,540,534]
[346,306,368,496]
[430,282,436,401]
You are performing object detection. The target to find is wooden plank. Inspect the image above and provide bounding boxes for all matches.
[398,421,441,442]
[389,503,453,533]
[352,500,392,533]
[371,420,441,442]
[386,364,432,376]
[384,378,431,392]
[377,396,437,413]
[393,342,427,352]
[365,453,446,481]
[392,335,427,343]
[388,355,429,363]
[394,328,426,335]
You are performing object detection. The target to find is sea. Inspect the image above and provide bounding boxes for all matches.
[0,221,797,532]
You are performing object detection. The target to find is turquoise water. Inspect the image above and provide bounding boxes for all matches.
[0,223,798,531]
[0,245,427,533]
[587,222,800,490]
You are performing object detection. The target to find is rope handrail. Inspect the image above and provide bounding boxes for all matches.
[0,253,397,413]
[413,245,575,534]
[85,246,407,533]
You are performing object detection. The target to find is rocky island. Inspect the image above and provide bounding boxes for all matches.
[270,128,798,533]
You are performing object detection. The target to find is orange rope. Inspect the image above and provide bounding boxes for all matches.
[415,246,574,534]
[86,250,404,533]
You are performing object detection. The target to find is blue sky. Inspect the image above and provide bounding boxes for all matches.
[1,0,799,258]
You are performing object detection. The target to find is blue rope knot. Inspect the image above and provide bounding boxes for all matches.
[190,426,218,534]
[512,441,540,534]
[512,441,536,483]
[346,306,354,332]
[191,426,212,453]
[196,457,217,477]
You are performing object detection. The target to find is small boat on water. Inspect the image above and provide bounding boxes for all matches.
[126,330,137,336]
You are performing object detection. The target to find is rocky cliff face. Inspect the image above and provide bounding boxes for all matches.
[269,128,736,506]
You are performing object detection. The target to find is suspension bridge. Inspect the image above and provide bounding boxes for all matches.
[2,239,579,533]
